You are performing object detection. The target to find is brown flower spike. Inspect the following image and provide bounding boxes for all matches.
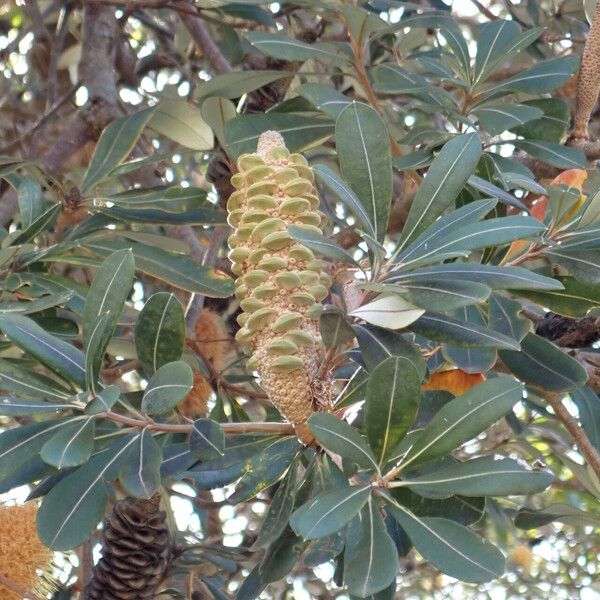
[573,0,600,140]
[227,131,333,443]
[0,503,53,600]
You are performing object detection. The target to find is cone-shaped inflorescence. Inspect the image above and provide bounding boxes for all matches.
[227,131,333,443]
[84,494,170,600]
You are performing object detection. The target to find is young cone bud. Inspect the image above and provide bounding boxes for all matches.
[227,131,333,443]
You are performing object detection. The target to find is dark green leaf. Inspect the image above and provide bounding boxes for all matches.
[0,290,74,316]
[258,526,307,583]
[385,494,505,582]
[404,456,553,496]
[0,358,71,401]
[135,292,185,375]
[399,376,522,471]
[195,70,288,101]
[148,99,213,150]
[141,360,193,415]
[308,413,378,471]
[86,385,120,414]
[472,103,543,135]
[515,503,600,529]
[290,484,371,540]
[0,397,75,416]
[12,203,60,245]
[489,293,530,341]
[514,141,585,169]
[398,134,482,249]
[190,418,226,461]
[336,102,392,241]
[474,20,521,82]
[297,84,351,118]
[571,387,600,451]
[320,308,355,348]
[17,178,44,228]
[345,498,398,597]
[511,98,570,143]
[288,226,357,264]
[85,311,112,395]
[365,357,421,464]
[40,416,96,469]
[81,108,155,192]
[499,333,588,392]
[0,314,86,387]
[119,429,163,498]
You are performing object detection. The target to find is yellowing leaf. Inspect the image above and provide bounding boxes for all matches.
[350,295,424,330]
[422,369,486,395]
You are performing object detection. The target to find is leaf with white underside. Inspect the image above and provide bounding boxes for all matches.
[345,497,398,597]
[119,429,163,498]
[37,434,141,550]
[350,295,425,330]
[41,416,95,469]
[308,413,378,471]
[398,133,482,250]
[403,456,553,496]
[290,484,371,539]
[141,360,193,416]
[365,357,421,465]
[398,376,522,471]
[336,102,392,242]
[384,493,505,582]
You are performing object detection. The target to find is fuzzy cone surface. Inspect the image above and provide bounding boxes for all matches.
[227,131,333,443]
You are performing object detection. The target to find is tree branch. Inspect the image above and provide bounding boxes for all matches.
[544,392,600,481]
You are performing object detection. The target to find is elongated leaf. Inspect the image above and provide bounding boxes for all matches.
[499,333,588,392]
[17,177,44,228]
[12,203,60,245]
[244,31,349,66]
[119,429,163,498]
[345,498,398,597]
[81,108,155,192]
[83,249,134,349]
[365,357,421,464]
[397,199,497,265]
[99,206,225,226]
[195,70,288,101]
[308,413,378,471]
[141,360,193,415]
[85,238,234,296]
[259,526,307,583]
[37,434,140,549]
[399,133,482,249]
[86,385,120,414]
[336,102,392,241]
[399,376,522,471]
[224,113,333,158]
[474,20,521,82]
[408,312,520,350]
[0,397,75,416]
[515,503,600,529]
[230,437,302,503]
[313,164,375,238]
[389,263,563,291]
[404,456,553,496]
[481,55,579,96]
[0,358,71,401]
[354,324,427,377]
[135,292,184,375]
[385,495,505,583]
[148,99,213,150]
[288,226,356,264]
[40,416,96,469]
[0,314,86,387]
[571,387,600,451]
[297,84,351,118]
[0,290,74,315]
[104,186,206,211]
[290,484,371,540]
[489,294,530,341]
[84,311,112,395]
[190,418,225,461]
[0,418,72,480]
[472,103,543,135]
[514,141,586,169]
[320,308,355,348]
[511,98,570,143]
[467,175,528,210]
[253,460,299,549]
[350,295,424,330]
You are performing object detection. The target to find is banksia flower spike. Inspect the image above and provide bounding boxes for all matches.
[572,0,600,139]
[0,502,53,600]
[227,131,333,443]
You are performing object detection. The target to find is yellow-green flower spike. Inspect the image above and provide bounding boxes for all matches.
[227,130,333,444]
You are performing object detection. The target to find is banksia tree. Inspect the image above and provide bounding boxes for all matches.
[227,131,332,443]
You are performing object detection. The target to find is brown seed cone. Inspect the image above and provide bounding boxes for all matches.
[84,494,170,600]
[573,0,600,139]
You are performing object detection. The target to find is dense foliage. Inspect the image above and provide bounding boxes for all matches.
[1,0,600,598]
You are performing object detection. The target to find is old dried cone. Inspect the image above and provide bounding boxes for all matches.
[227,131,333,443]
[84,494,170,599]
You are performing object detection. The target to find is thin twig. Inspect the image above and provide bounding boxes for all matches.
[544,392,600,481]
